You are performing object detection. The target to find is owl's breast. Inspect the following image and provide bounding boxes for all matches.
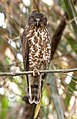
[27,28,51,70]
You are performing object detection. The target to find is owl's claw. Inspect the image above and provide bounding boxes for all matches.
[33,69,40,76]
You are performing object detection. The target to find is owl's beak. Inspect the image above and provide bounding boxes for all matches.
[36,18,40,26]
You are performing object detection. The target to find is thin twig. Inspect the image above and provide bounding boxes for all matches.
[68,17,77,24]
[0,68,77,76]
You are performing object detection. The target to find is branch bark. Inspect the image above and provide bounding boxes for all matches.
[51,13,68,60]
[0,68,77,76]
[31,0,40,12]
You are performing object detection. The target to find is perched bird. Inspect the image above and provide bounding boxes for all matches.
[22,11,51,104]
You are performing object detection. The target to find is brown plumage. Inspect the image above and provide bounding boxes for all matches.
[22,12,51,104]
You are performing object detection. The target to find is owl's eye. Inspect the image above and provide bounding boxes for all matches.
[28,16,36,25]
[29,16,35,23]
[30,16,34,20]
[40,16,47,26]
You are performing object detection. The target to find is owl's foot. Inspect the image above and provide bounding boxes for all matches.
[33,69,40,76]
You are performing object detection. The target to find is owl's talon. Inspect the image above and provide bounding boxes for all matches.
[37,71,40,75]
[33,70,36,76]
[33,69,40,76]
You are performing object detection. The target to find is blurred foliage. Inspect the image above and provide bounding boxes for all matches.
[0,0,77,119]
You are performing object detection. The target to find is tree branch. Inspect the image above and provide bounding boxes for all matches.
[50,12,68,60]
[0,68,77,76]
[31,0,40,12]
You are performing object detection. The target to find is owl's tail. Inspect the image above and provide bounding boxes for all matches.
[28,75,41,104]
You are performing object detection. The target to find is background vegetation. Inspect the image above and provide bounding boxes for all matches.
[0,0,77,119]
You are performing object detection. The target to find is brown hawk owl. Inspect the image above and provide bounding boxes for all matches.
[22,12,51,104]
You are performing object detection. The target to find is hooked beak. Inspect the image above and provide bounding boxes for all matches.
[36,18,40,26]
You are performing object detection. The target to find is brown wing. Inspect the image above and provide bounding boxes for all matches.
[21,30,29,71]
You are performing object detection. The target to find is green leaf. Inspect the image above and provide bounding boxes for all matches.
[0,97,8,119]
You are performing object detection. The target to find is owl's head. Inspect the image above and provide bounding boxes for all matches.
[28,12,47,27]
